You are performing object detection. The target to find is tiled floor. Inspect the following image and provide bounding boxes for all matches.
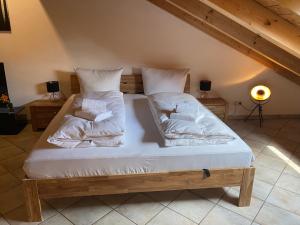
[0,119,300,225]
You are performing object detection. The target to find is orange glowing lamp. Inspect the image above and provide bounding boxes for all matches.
[250,85,271,101]
[245,85,271,127]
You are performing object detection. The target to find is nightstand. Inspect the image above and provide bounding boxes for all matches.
[198,97,228,121]
[30,100,64,131]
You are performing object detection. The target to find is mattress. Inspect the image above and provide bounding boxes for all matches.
[23,94,254,179]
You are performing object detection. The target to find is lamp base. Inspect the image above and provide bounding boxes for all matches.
[244,102,263,127]
[49,92,60,101]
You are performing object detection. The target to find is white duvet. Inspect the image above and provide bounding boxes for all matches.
[148,92,235,146]
[47,91,125,148]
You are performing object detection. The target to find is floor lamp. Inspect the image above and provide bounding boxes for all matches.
[245,85,271,127]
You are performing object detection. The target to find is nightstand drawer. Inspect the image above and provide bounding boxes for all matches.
[32,107,60,118]
[30,100,64,131]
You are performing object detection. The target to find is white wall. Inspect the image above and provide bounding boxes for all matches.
[1,0,300,116]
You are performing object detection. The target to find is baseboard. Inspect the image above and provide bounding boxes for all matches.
[228,114,300,120]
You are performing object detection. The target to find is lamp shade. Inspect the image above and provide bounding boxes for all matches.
[250,85,271,101]
[46,81,59,93]
[200,80,211,91]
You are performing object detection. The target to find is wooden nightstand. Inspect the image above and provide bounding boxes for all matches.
[198,97,228,121]
[30,100,64,131]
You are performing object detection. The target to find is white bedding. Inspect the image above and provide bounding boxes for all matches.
[47,91,125,148]
[23,94,254,179]
[148,93,235,146]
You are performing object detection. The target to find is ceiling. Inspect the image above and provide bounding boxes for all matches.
[255,0,300,27]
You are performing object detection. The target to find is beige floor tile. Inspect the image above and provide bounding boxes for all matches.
[0,173,21,193]
[246,127,277,145]
[46,197,81,212]
[0,186,24,214]
[147,207,196,225]
[232,179,272,201]
[290,150,300,162]
[232,127,253,138]
[269,136,298,151]
[200,205,251,225]
[190,188,226,203]
[254,164,282,184]
[116,193,164,225]
[218,189,264,220]
[277,128,300,144]
[255,203,300,225]
[253,154,287,172]
[94,210,135,225]
[4,202,57,225]
[0,153,27,172]
[262,144,294,160]
[285,119,300,129]
[96,193,135,209]
[243,138,265,157]
[39,214,73,225]
[0,145,24,161]
[283,151,300,177]
[227,121,255,138]
[266,187,300,216]
[168,191,214,224]
[283,164,300,178]
[259,119,288,130]
[252,179,273,201]
[0,217,9,225]
[61,197,112,225]
[146,190,182,206]
[276,173,300,195]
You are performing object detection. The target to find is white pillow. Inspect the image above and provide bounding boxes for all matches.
[76,68,123,94]
[142,67,189,95]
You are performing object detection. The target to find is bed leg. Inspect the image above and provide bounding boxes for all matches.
[238,167,255,207]
[23,180,42,222]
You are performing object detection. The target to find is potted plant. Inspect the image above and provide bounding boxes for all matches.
[0,94,14,112]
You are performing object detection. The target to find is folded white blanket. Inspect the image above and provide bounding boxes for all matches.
[47,91,125,148]
[148,92,235,146]
[170,112,202,123]
[82,98,106,114]
[74,110,113,122]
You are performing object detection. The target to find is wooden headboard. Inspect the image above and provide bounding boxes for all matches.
[71,74,190,94]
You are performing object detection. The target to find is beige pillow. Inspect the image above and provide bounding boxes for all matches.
[142,67,189,95]
[76,68,123,94]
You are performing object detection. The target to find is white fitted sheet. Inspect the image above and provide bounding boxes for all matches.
[23,94,254,179]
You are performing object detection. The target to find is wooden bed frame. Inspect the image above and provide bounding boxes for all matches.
[23,73,255,222]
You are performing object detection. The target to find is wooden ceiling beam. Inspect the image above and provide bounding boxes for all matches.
[205,0,300,57]
[147,0,300,85]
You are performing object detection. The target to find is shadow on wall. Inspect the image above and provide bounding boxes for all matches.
[56,70,73,97]
[218,69,273,115]
[33,71,72,99]
[39,0,188,69]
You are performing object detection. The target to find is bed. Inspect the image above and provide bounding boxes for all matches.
[23,74,255,222]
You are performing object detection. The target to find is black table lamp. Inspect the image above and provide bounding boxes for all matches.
[199,80,211,98]
[46,81,59,100]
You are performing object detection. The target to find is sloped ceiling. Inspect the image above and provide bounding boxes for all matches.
[148,0,300,85]
[255,0,300,27]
